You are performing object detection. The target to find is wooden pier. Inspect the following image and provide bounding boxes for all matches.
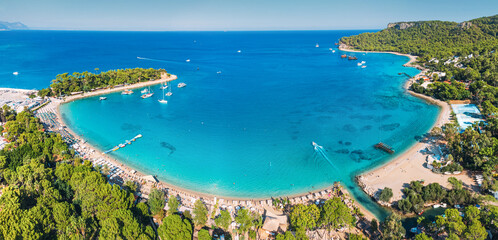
[398,72,413,78]
[374,142,395,154]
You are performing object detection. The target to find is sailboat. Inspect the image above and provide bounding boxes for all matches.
[160,83,168,90]
[141,86,153,99]
[158,85,168,103]
[165,82,173,96]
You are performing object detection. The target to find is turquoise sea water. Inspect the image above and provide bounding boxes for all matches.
[0,31,439,219]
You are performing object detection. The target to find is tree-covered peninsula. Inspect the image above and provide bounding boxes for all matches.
[38,68,167,97]
[341,14,498,239]
[340,15,498,60]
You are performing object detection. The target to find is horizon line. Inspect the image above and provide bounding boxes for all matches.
[5,28,381,32]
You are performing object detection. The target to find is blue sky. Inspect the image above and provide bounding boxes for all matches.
[0,0,496,30]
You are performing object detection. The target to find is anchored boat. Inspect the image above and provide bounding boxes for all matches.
[122,89,133,95]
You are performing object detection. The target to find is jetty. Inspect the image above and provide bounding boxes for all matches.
[374,142,394,154]
[104,134,143,154]
[398,72,413,78]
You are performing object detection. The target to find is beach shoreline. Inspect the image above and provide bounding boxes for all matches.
[339,44,476,203]
[47,72,348,215]
[46,46,449,220]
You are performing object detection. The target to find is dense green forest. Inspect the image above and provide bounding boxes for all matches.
[340,15,498,60]
[0,108,366,239]
[0,110,158,239]
[38,68,167,97]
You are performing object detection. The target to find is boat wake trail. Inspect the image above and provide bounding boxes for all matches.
[136,56,178,64]
[312,141,338,170]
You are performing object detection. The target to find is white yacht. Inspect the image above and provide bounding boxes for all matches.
[158,85,168,103]
[141,93,153,99]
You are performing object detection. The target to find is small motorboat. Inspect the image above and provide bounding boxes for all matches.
[12,72,19,75]
[186,59,191,62]
[361,65,367,68]
[141,93,154,99]
[178,83,187,88]
[99,97,107,101]
[311,141,322,150]
[315,43,319,48]
[166,92,173,96]
[158,99,168,104]
[237,50,241,53]
[141,89,149,94]
[122,89,133,95]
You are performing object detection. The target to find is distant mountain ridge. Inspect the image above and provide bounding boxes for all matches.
[0,21,28,30]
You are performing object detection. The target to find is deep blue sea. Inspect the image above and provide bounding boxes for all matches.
[0,31,439,219]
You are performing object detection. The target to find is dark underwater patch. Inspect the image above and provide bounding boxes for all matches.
[342,124,357,132]
[349,114,374,120]
[349,149,372,162]
[334,149,350,154]
[379,123,400,131]
[121,123,142,132]
[361,125,372,131]
[160,142,176,155]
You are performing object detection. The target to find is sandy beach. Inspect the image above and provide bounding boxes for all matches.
[38,46,463,220]
[38,72,352,220]
[340,44,477,203]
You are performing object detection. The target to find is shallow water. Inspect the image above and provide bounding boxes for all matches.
[0,31,439,219]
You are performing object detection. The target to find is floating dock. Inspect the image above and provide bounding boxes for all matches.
[374,142,394,154]
[104,134,143,154]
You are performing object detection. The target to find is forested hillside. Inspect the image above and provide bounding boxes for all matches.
[340,15,498,60]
